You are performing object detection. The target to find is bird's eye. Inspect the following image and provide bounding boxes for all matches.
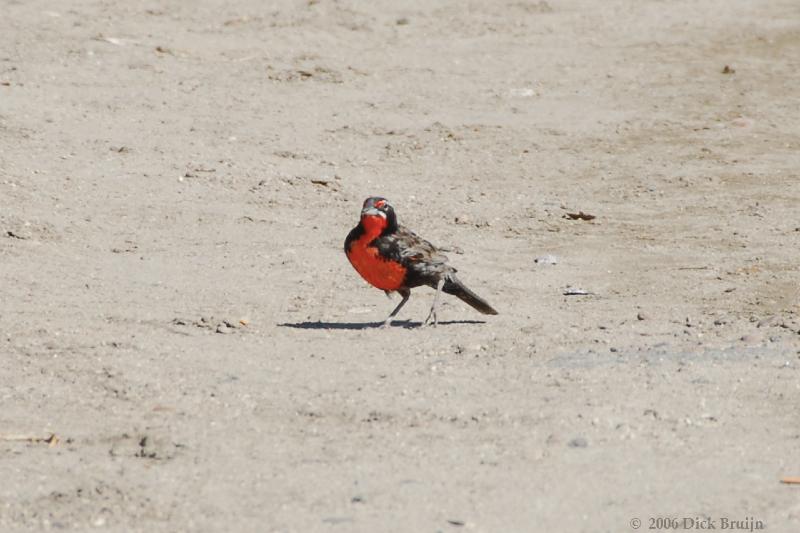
[375,200,386,209]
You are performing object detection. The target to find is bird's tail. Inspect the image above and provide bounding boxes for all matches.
[442,274,498,315]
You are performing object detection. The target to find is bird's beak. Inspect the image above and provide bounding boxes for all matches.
[361,207,384,217]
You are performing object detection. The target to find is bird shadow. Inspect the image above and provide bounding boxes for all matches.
[278,319,487,331]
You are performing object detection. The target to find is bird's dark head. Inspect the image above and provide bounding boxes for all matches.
[359,196,397,234]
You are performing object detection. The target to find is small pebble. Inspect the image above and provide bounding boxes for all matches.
[563,287,591,296]
[637,312,648,321]
[534,254,558,265]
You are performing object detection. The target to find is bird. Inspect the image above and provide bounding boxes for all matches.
[344,196,498,327]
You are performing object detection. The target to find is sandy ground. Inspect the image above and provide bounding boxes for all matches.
[2,0,800,531]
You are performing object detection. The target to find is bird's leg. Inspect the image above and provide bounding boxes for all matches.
[382,289,410,328]
[424,279,445,327]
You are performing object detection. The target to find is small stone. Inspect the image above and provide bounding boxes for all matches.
[454,215,470,225]
[637,312,648,321]
[534,254,558,265]
[567,437,588,448]
[609,347,618,353]
[216,324,233,334]
[396,17,409,25]
[563,287,591,296]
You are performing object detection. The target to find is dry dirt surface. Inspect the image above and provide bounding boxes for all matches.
[2,0,800,531]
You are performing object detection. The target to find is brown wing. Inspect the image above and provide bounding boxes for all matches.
[373,225,454,287]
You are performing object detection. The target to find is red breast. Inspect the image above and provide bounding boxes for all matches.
[345,214,407,291]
